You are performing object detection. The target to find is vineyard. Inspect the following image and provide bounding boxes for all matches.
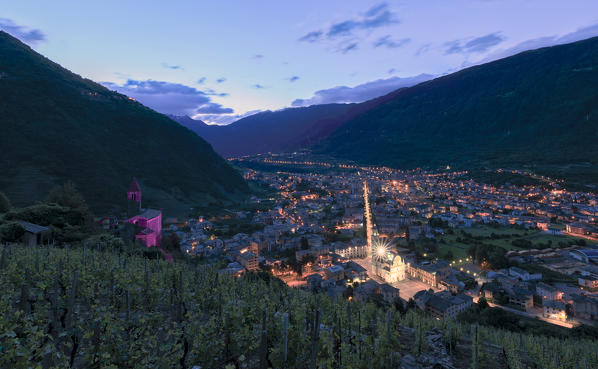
[1,244,598,369]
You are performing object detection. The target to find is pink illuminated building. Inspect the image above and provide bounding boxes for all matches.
[125,178,162,247]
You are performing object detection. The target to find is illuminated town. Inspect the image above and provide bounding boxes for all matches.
[168,152,598,328]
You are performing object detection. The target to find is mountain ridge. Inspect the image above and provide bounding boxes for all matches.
[173,80,428,158]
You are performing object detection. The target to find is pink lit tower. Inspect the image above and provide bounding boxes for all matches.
[127,177,142,218]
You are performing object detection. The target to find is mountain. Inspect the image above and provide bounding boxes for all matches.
[0,31,248,213]
[172,85,421,158]
[315,37,598,185]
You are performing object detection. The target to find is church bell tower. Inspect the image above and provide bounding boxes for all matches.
[127,177,142,217]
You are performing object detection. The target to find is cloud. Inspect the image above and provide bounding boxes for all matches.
[340,42,359,54]
[252,54,264,59]
[0,18,45,44]
[102,79,234,116]
[197,77,207,84]
[195,103,233,114]
[194,109,263,125]
[288,76,300,82]
[291,73,433,107]
[416,43,431,56]
[481,22,598,62]
[252,84,265,89]
[216,77,226,83]
[298,31,323,43]
[373,35,410,49]
[161,63,182,70]
[201,88,229,97]
[444,32,505,54]
[299,2,398,44]
[327,2,398,38]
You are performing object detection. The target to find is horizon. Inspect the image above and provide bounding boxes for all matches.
[3,0,598,125]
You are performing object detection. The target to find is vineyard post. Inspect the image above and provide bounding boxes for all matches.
[309,309,321,369]
[259,309,268,369]
[66,269,78,330]
[282,312,289,367]
[19,268,31,314]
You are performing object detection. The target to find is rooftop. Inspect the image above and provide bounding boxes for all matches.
[16,220,49,234]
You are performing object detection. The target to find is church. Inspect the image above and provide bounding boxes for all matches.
[124,178,162,247]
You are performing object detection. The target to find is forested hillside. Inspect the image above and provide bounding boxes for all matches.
[315,37,598,188]
[0,31,248,213]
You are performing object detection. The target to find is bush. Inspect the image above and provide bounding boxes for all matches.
[0,221,25,242]
[83,233,125,251]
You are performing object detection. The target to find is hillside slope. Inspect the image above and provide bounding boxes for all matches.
[0,31,248,213]
[2,244,597,368]
[316,36,598,185]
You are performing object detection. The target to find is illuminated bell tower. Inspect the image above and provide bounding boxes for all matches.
[127,177,142,217]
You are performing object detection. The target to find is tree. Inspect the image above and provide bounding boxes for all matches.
[407,298,416,310]
[0,192,10,213]
[478,297,489,310]
[46,181,89,214]
[300,237,309,250]
[0,221,25,242]
[162,233,181,251]
[84,233,125,251]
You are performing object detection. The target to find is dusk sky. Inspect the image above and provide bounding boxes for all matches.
[3,0,598,124]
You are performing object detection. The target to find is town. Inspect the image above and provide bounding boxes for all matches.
[153,152,598,329]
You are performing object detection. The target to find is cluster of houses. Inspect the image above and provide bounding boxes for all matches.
[479,265,598,322]
[164,154,598,324]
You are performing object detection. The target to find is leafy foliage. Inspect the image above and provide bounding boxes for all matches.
[1,244,598,368]
[1,203,91,243]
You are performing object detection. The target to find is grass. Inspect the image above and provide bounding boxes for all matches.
[435,224,598,263]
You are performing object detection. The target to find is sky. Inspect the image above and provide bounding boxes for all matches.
[2,0,598,124]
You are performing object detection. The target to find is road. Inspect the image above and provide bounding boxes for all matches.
[486,301,576,328]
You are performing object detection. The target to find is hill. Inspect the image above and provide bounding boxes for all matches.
[1,243,597,368]
[172,86,421,158]
[0,31,248,213]
[315,37,598,187]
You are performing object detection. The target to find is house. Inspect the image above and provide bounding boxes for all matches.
[414,289,473,319]
[124,178,162,247]
[566,223,594,236]
[578,275,598,290]
[509,287,534,311]
[335,243,367,259]
[324,265,345,281]
[543,301,567,321]
[237,251,259,271]
[480,282,503,301]
[536,282,563,301]
[572,295,598,320]
[354,280,381,302]
[380,283,399,303]
[509,266,542,281]
[407,260,451,288]
[307,273,323,291]
[343,261,368,282]
[16,221,49,246]
[439,274,463,293]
